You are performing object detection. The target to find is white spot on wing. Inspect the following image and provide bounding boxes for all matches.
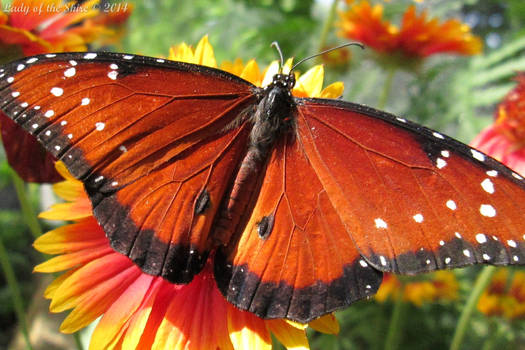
[67,134,73,139]
[375,218,388,229]
[44,110,54,118]
[439,240,445,246]
[463,249,471,257]
[7,77,14,83]
[119,145,127,152]
[471,149,485,162]
[512,172,523,180]
[81,97,90,106]
[64,67,76,77]
[54,145,61,151]
[156,58,165,63]
[26,57,38,64]
[60,120,67,126]
[379,256,387,266]
[480,204,496,217]
[69,60,78,66]
[109,63,118,70]
[476,233,487,244]
[441,150,450,158]
[20,102,28,108]
[481,178,494,194]
[11,91,20,97]
[45,54,56,58]
[95,122,105,131]
[507,240,517,248]
[436,158,447,169]
[107,71,118,80]
[34,105,40,110]
[359,259,368,267]
[486,170,498,177]
[413,213,424,223]
[123,55,134,60]
[84,53,97,59]
[483,253,490,260]
[17,64,25,71]
[94,176,104,183]
[396,117,406,123]
[433,132,444,139]
[445,257,451,264]
[31,123,38,129]
[455,232,462,239]
[446,200,457,210]
[50,87,63,96]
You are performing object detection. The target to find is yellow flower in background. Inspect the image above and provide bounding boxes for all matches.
[33,36,343,349]
[376,272,459,306]
[477,269,525,320]
[338,1,482,60]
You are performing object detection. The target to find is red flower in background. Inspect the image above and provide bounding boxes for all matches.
[471,73,525,176]
[338,1,482,60]
[0,0,132,182]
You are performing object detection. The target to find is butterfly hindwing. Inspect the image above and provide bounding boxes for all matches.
[0,53,257,283]
[296,98,525,273]
[215,132,382,323]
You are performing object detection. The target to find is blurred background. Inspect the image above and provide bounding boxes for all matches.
[0,0,524,349]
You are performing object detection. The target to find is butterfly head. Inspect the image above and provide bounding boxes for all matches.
[266,73,295,94]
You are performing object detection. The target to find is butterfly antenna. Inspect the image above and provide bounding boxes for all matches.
[271,41,285,72]
[290,42,364,72]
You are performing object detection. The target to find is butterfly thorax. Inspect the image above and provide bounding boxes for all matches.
[248,73,295,163]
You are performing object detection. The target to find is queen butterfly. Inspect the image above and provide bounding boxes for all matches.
[0,52,524,323]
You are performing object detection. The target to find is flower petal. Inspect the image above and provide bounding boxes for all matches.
[228,304,271,350]
[266,319,309,350]
[308,314,340,335]
[89,274,155,350]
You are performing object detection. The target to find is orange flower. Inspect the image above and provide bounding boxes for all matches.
[0,0,126,55]
[375,272,458,306]
[477,269,525,320]
[471,73,525,176]
[338,1,482,60]
[32,37,343,349]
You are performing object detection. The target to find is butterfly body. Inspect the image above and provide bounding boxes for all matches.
[1,52,525,322]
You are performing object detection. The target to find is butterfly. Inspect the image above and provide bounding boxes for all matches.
[0,52,524,323]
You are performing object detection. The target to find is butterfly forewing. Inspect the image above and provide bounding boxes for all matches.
[0,53,257,283]
[296,99,525,273]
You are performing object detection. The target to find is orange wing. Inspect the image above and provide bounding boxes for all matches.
[214,132,382,323]
[0,53,256,283]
